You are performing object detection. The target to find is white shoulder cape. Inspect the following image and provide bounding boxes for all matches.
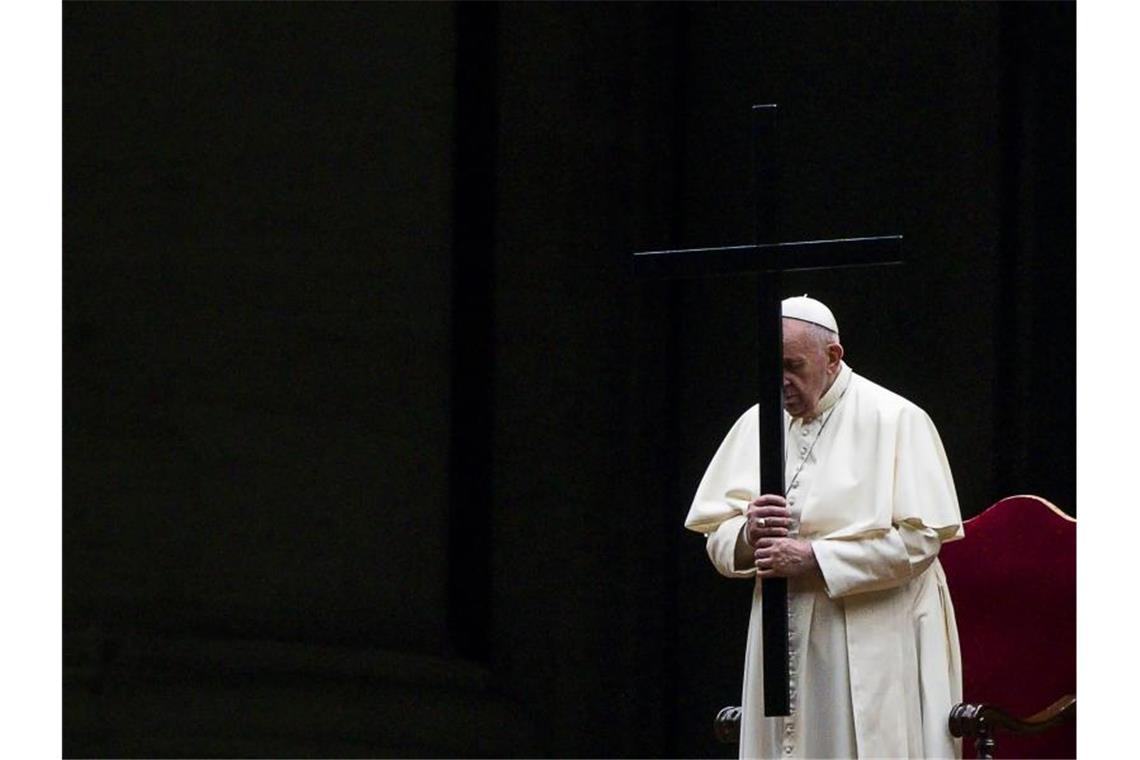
[684,366,963,544]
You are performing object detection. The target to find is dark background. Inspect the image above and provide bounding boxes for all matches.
[63,3,1074,757]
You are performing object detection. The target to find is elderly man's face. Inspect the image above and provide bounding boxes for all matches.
[781,318,841,420]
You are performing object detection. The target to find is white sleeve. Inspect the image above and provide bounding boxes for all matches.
[704,514,757,579]
[684,407,759,535]
[811,519,941,599]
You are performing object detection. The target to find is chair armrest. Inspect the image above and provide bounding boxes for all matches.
[714,705,742,744]
[948,695,1075,759]
[718,695,1076,751]
[949,695,1075,737]
[719,696,1076,752]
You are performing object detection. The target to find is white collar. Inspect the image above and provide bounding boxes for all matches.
[790,361,852,425]
[816,361,852,416]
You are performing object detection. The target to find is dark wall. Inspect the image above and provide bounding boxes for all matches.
[64,3,1074,757]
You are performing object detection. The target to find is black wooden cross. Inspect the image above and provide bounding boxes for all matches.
[634,105,902,717]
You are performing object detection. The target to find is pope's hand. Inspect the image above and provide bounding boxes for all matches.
[754,537,817,579]
[745,495,792,548]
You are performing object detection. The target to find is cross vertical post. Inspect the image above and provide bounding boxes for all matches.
[631,103,903,723]
[753,104,790,717]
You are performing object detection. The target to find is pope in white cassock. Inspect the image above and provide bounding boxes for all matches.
[685,296,964,759]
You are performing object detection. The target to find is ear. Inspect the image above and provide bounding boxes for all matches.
[826,341,844,372]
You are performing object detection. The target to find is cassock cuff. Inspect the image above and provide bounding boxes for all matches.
[811,529,919,598]
[706,514,757,579]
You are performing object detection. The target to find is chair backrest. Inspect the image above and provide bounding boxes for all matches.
[939,495,1076,759]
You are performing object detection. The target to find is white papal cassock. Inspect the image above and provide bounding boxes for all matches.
[685,362,964,759]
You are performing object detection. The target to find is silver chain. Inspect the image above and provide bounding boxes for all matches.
[784,384,848,495]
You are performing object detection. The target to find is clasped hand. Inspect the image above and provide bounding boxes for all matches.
[745,494,817,579]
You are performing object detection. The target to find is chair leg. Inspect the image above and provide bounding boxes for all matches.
[975,726,995,760]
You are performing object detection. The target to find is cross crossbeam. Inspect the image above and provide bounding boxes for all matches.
[632,235,901,278]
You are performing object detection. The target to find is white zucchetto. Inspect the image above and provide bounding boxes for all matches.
[782,294,839,334]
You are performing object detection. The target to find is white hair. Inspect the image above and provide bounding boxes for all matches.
[802,322,840,349]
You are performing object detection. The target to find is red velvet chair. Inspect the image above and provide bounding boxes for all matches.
[940,495,1076,759]
[713,495,1076,758]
